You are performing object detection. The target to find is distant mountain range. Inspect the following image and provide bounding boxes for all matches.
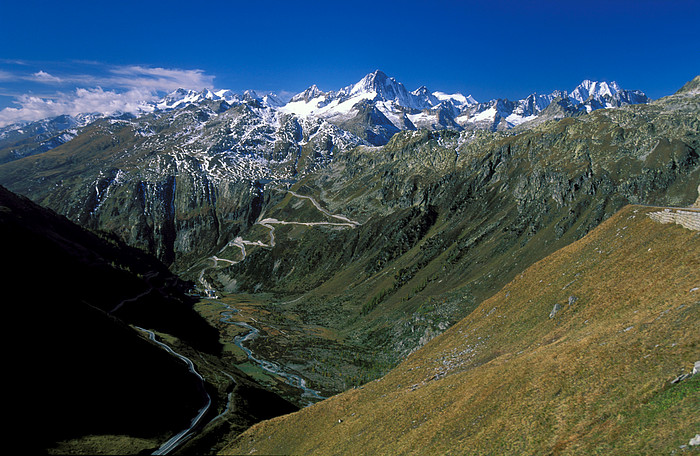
[280,70,649,134]
[150,70,649,134]
[0,70,650,159]
[149,70,650,139]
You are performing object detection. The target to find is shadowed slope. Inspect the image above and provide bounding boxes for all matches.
[0,185,218,453]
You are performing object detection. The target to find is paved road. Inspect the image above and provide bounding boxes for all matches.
[136,327,212,455]
[196,189,361,296]
[287,190,362,226]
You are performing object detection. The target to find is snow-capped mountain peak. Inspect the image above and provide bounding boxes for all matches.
[156,88,224,110]
[565,79,647,113]
[569,79,622,103]
[335,71,483,114]
[157,88,202,109]
[411,86,440,108]
[455,79,649,130]
[347,70,396,97]
[342,70,431,110]
[153,87,287,111]
[432,91,478,108]
[261,92,286,107]
[290,84,326,103]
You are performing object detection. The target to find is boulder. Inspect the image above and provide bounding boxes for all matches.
[549,303,562,319]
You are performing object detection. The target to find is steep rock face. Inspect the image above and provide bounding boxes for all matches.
[0,97,359,268]
[90,172,257,268]
[334,98,401,146]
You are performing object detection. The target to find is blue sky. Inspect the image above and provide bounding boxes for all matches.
[1,0,698,125]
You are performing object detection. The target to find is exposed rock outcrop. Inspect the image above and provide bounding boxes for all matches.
[647,208,700,231]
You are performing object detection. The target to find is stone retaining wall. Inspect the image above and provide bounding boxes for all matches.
[648,208,700,231]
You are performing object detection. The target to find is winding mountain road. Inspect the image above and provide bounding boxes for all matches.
[287,190,361,226]
[99,190,353,453]
[109,288,153,314]
[136,327,211,455]
[197,189,360,295]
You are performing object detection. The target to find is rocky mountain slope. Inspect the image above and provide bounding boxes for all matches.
[0,72,657,272]
[0,77,696,398]
[221,204,700,455]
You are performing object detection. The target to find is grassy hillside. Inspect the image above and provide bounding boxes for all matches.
[221,205,700,455]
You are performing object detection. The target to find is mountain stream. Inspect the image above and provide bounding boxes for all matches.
[219,303,325,405]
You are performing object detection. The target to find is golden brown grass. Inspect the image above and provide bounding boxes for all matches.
[221,206,700,455]
[46,435,161,455]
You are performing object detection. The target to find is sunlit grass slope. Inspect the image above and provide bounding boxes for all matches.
[222,205,699,455]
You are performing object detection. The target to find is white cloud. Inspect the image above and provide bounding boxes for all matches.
[0,64,216,127]
[107,65,214,92]
[0,70,14,81]
[32,70,63,83]
[0,87,157,127]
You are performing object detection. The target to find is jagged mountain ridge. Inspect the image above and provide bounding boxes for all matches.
[0,70,650,162]
[281,70,650,137]
[280,70,477,131]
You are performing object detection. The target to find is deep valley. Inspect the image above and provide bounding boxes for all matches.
[1,72,698,455]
